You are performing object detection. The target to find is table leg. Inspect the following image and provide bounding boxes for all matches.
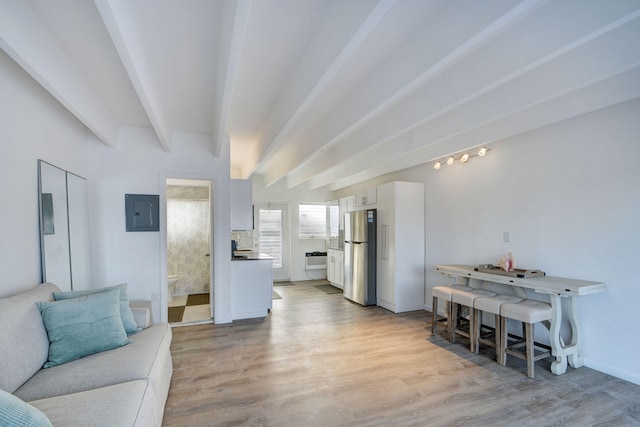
[566,296,584,369]
[548,295,583,374]
[549,294,568,375]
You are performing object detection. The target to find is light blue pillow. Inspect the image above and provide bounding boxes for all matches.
[37,287,132,368]
[0,388,53,427]
[53,283,142,335]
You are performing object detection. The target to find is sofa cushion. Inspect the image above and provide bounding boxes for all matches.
[29,380,157,427]
[0,283,59,393]
[54,283,142,335]
[37,287,132,368]
[15,323,172,402]
[0,389,53,427]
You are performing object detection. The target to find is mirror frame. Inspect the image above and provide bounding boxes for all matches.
[38,160,91,290]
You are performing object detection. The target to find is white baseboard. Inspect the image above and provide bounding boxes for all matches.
[423,304,640,386]
[584,358,640,386]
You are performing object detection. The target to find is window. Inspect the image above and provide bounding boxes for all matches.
[299,204,326,239]
[329,204,339,238]
[258,208,283,268]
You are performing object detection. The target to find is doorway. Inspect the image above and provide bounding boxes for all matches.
[165,178,213,325]
[254,201,289,281]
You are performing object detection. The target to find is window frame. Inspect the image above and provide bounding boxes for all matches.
[298,203,328,239]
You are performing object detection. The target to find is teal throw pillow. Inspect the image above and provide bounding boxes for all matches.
[0,389,53,427]
[37,287,132,368]
[53,283,142,335]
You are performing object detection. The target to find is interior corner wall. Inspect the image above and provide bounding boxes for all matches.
[86,128,232,323]
[369,98,640,385]
[252,176,335,282]
[0,50,89,298]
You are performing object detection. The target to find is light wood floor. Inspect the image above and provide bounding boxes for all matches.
[163,282,640,426]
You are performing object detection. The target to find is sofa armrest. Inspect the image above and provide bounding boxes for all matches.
[129,300,153,329]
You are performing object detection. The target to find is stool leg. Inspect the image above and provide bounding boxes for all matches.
[450,303,458,343]
[469,307,482,354]
[499,316,507,366]
[494,314,501,362]
[446,301,453,342]
[526,322,535,379]
[473,308,480,354]
[432,296,438,334]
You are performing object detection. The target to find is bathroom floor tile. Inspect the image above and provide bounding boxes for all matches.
[182,304,211,322]
[168,295,188,307]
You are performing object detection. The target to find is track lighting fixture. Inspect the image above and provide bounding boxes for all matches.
[433,146,490,170]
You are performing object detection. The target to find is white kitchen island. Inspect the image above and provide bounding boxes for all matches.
[231,253,273,320]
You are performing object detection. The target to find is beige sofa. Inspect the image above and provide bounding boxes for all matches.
[0,283,172,426]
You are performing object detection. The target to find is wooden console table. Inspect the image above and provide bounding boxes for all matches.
[434,264,606,375]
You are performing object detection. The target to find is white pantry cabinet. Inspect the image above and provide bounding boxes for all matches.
[327,249,344,289]
[376,181,425,313]
[230,179,252,230]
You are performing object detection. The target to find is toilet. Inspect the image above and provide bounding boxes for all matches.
[167,275,179,302]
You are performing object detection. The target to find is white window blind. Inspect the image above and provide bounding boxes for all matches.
[329,204,339,238]
[259,209,283,268]
[299,204,326,239]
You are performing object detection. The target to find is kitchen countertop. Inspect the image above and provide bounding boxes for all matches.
[232,251,274,261]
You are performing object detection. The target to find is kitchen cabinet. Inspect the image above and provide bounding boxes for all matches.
[355,186,377,207]
[327,248,344,289]
[231,256,273,320]
[339,196,355,230]
[230,179,253,230]
[376,181,425,313]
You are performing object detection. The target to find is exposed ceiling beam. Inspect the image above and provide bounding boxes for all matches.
[251,0,397,185]
[291,2,640,190]
[212,0,252,158]
[94,0,172,152]
[0,0,118,147]
[283,0,546,189]
[323,65,640,190]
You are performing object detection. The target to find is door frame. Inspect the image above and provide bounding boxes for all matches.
[159,174,216,323]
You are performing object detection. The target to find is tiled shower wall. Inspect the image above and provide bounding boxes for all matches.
[167,198,210,295]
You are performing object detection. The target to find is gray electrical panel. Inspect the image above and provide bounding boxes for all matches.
[125,194,159,232]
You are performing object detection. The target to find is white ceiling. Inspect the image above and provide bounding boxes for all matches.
[2,0,639,191]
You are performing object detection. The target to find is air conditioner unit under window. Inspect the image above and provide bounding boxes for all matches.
[305,252,327,270]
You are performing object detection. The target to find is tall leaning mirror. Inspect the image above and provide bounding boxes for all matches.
[38,160,91,291]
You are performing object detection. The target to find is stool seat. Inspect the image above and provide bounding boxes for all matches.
[501,299,552,324]
[431,285,467,340]
[450,288,497,351]
[474,294,523,314]
[500,299,552,378]
[473,294,523,357]
[432,285,466,300]
[451,288,497,306]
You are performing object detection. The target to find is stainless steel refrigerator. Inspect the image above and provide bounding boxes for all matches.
[343,209,376,306]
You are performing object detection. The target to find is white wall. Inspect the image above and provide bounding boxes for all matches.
[252,176,334,282]
[344,98,640,385]
[0,51,89,297]
[86,128,232,323]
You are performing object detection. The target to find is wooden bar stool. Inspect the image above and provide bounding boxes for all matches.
[431,285,466,341]
[500,299,553,378]
[450,288,497,351]
[473,294,523,359]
